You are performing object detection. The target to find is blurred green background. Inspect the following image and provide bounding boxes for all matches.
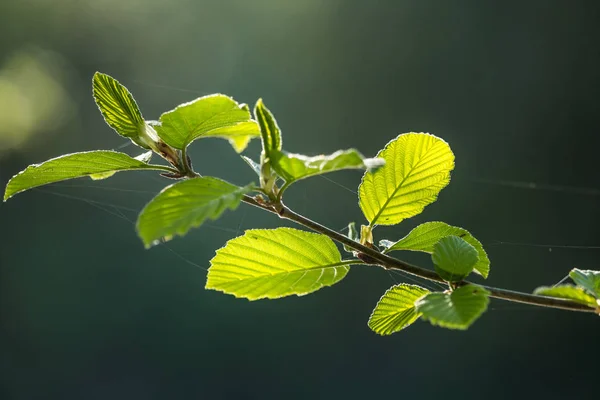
[1,1,599,399]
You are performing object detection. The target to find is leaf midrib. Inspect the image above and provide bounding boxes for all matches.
[209,259,355,283]
[368,142,437,227]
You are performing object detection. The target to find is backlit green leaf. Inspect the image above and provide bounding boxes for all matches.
[254,98,282,158]
[272,149,384,186]
[136,177,253,248]
[569,268,600,298]
[4,151,171,201]
[432,236,478,282]
[359,133,454,226]
[206,228,353,300]
[368,284,430,335]
[92,72,146,145]
[534,285,598,307]
[380,221,490,278]
[415,285,490,330]
[89,151,153,180]
[154,94,260,152]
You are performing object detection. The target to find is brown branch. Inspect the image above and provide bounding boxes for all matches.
[242,195,596,314]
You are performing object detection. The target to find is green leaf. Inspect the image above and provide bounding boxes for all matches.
[4,151,171,201]
[415,285,490,330]
[272,149,384,186]
[569,268,600,298]
[206,227,353,300]
[359,133,455,226]
[92,72,146,145]
[136,177,253,248]
[368,284,430,335]
[432,236,479,282]
[154,94,260,152]
[534,285,598,307]
[254,98,282,158]
[89,151,153,180]
[380,221,490,278]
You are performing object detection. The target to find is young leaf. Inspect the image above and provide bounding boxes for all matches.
[368,284,430,335]
[432,236,479,282]
[272,149,384,186]
[4,151,172,201]
[206,228,354,300]
[254,98,282,159]
[569,269,600,298]
[92,72,146,146]
[415,285,490,330]
[534,285,598,307]
[358,133,455,227]
[360,224,374,246]
[380,221,490,278]
[136,177,253,248]
[343,222,360,253]
[154,94,260,152]
[347,222,360,242]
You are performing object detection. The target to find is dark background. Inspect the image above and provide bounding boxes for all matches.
[1,1,599,399]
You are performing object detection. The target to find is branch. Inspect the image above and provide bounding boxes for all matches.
[242,195,596,314]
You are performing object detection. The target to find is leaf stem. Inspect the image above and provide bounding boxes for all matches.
[181,147,194,177]
[276,181,293,202]
[241,195,596,314]
[152,164,185,175]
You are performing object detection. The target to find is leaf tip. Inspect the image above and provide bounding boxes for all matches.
[92,71,110,91]
[3,175,19,201]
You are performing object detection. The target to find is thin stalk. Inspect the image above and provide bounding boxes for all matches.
[181,147,198,178]
[276,181,293,202]
[153,165,186,175]
[241,194,596,314]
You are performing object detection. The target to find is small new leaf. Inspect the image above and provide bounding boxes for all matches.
[136,177,253,248]
[92,72,146,147]
[342,222,360,253]
[569,269,600,298]
[254,98,282,158]
[359,133,455,227]
[381,221,490,278]
[347,222,360,242]
[206,228,353,300]
[272,149,384,187]
[368,284,430,335]
[534,285,598,307]
[4,151,171,201]
[415,285,490,330]
[154,94,260,152]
